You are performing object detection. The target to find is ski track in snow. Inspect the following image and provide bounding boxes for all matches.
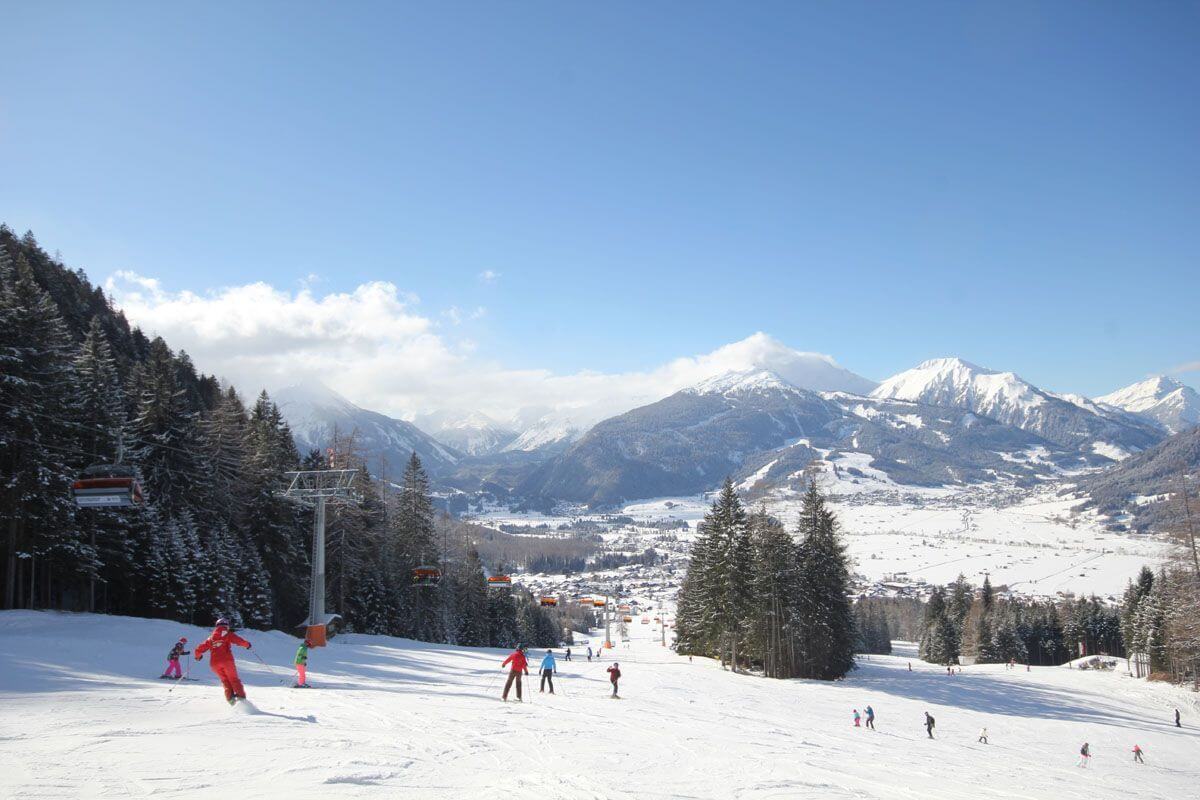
[2,612,1199,799]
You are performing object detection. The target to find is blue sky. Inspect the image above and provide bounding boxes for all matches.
[2,1,1197,405]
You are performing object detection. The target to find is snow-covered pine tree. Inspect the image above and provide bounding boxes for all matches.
[451,549,490,647]
[793,482,856,679]
[0,252,84,610]
[129,337,201,517]
[748,507,799,677]
[920,586,960,664]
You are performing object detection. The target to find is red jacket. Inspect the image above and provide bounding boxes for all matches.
[194,625,250,666]
[502,649,528,673]
[607,665,621,682]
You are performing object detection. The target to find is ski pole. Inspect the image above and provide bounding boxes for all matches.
[166,657,192,695]
[249,649,289,686]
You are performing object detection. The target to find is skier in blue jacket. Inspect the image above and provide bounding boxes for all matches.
[539,650,558,694]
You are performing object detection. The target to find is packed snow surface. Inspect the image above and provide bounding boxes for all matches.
[3,611,1198,799]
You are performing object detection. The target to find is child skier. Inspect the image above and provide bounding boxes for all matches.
[161,637,190,679]
[539,649,557,694]
[853,709,861,727]
[501,645,529,702]
[607,662,621,698]
[294,639,311,688]
[1132,744,1144,764]
[865,705,875,730]
[1077,742,1091,768]
[193,617,252,705]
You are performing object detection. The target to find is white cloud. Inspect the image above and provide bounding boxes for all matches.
[1172,360,1200,375]
[478,269,501,284]
[105,273,869,428]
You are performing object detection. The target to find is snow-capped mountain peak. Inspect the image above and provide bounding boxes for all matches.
[1095,375,1200,434]
[689,368,797,397]
[871,357,1044,412]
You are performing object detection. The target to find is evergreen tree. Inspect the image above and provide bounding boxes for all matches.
[793,483,857,679]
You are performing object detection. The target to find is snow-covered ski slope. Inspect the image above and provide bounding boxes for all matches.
[2,611,1198,799]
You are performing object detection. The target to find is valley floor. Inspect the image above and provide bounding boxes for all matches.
[2,611,1197,799]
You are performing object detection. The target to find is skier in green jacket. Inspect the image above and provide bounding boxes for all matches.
[295,640,311,688]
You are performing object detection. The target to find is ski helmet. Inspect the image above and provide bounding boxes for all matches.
[215,617,230,627]
[179,637,188,643]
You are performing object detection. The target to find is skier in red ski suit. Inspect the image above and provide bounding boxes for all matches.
[194,617,252,704]
[500,645,529,701]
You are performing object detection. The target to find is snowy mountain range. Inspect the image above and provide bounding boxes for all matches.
[515,367,1095,506]
[870,358,1162,458]
[273,382,461,477]
[271,344,1196,510]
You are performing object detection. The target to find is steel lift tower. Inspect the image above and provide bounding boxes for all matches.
[281,468,358,646]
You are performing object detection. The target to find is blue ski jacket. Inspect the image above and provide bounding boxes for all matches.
[540,652,556,671]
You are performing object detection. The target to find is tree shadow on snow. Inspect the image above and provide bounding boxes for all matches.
[847,661,1199,737]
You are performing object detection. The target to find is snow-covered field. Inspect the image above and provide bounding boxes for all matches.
[3,611,1198,799]
[473,485,1170,601]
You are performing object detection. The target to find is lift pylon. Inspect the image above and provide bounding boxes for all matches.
[281,469,359,646]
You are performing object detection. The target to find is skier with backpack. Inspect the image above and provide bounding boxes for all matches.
[294,639,311,688]
[607,662,621,698]
[193,617,252,705]
[924,711,935,739]
[161,637,190,679]
[1077,742,1091,768]
[500,645,529,702]
[539,649,557,694]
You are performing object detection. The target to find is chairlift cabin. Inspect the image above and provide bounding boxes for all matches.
[487,575,512,590]
[593,600,607,609]
[539,596,558,607]
[412,566,442,587]
[618,604,631,613]
[578,597,594,606]
[71,464,144,508]
[623,616,633,623]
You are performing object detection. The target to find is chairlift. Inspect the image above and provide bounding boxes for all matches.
[539,596,558,607]
[578,597,595,606]
[71,464,144,508]
[623,615,633,623]
[487,575,512,590]
[412,566,442,587]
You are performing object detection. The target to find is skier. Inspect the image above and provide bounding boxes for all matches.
[907,662,912,672]
[193,617,252,705]
[924,711,935,739]
[294,639,311,688]
[539,649,557,694]
[500,644,529,702]
[565,647,572,662]
[1077,742,1091,768]
[1175,708,1181,728]
[607,662,621,698]
[978,727,988,744]
[161,637,190,679]
[1132,744,1144,764]
[587,646,593,663]
[865,705,875,730]
[853,709,861,728]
